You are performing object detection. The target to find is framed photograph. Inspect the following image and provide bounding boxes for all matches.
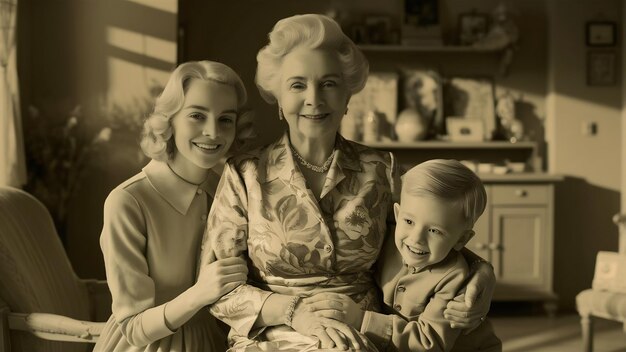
[364,15,392,44]
[458,12,489,45]
[446,118,484,142]
[404,0,439,26]
[443,77,496,140]
[399,69,443,136]
[345,72,399,140]
[351,24,368,44]
[587,50,617,86]
[586,21,617,47]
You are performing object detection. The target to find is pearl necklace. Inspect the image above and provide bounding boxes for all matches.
[290,146,334,173]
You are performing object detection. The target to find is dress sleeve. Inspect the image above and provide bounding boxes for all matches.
[100,188,175,347]
[361,265,468,352]
[199,160,273,338]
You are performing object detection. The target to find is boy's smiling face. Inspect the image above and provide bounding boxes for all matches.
[394,194,474,270]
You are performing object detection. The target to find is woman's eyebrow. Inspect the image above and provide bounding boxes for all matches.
[184,104,210,111]
[286,74,341,81]
[183,106,237,115]
[322,74,341,79]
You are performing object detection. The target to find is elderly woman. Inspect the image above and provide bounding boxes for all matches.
[199,14,495,351]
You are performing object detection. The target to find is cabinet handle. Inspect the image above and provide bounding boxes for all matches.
[474,243,488,250]
[488,243,502,251]
[515,189,528,197]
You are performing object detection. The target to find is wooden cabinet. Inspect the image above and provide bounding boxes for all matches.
[469,182,559,316]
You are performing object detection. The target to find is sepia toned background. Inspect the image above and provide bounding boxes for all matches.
[7,0,626,349]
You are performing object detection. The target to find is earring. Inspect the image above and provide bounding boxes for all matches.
[278,107,284,120]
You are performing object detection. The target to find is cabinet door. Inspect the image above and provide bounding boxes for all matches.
[469,210,491,261]
[491,206,550,298]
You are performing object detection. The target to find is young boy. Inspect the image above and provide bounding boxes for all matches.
[361,159,502,351]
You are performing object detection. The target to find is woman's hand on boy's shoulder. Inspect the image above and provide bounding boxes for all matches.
[444,262,495,331]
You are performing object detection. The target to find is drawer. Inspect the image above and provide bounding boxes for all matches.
[491,185,549,205]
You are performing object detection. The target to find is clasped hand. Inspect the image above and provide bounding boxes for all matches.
[291,293,366,350]
[302,261,495,337]
[194,257,248,306]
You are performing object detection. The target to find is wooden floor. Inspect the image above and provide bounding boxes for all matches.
[490,308,626,352]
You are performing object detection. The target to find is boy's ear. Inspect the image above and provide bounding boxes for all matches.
[454,230,475,251]
[393,203,400,222]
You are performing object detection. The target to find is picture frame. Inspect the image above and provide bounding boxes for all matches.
[586,21,617,47]
[587,50,617,86]
[446,118,484,142]
[351,24,368,44]
[458,11,489,45]
[399,68,444,136]
[364,15,392,44]
[345,72,399,140]
[403,0,439,27]
[443,77,496,140]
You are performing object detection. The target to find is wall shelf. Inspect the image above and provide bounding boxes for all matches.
[358,44,506,54]
[362,140,541,174]
[358,44,513,76]
[363,140,536,150]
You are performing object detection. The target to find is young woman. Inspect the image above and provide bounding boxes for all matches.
[95,61,252,352]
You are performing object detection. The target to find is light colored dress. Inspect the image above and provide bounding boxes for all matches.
[199,133,398,351]
[95,160,228,352]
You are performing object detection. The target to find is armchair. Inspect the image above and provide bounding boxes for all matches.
[576,213,626,352]
[0,186,111,351]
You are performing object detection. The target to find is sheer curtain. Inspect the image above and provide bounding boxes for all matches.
[0,0,26,187]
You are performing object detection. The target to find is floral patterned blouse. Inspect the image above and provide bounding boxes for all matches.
[199,133,399,349]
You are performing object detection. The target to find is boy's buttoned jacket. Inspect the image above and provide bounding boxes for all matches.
[362,236,501,352]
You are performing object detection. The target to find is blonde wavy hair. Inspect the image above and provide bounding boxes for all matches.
[140,60,255,161]
[255,14,369,104]
[401,159,487,227]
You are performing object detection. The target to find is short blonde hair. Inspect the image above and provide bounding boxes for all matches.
[401,159,487,227]
[140,60,254,161]
[255,14,369,104]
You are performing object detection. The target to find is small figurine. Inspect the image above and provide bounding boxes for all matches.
[496,91,524,143]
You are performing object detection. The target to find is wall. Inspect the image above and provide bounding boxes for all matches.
[18,0,178,279]
[547,0,622,310]
[183,0,621,311]
[182,0,549,151]
[16,0,623,310]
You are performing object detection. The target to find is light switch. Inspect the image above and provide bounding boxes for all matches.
[582,121,598,136]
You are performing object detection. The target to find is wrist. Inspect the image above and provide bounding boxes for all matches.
[186,284,207,310]
[284,296,300,327]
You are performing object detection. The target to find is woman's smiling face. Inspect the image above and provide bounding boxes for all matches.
[276,47,350,140]
[170,79,238,172]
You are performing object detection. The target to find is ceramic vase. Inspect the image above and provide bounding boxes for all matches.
[395,108,428,142]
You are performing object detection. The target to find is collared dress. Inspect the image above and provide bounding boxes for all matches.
[361,235,502,352]
[95,160,228,352]
[199,133,398,351]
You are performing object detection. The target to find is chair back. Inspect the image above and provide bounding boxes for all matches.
[0,186,91,351]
